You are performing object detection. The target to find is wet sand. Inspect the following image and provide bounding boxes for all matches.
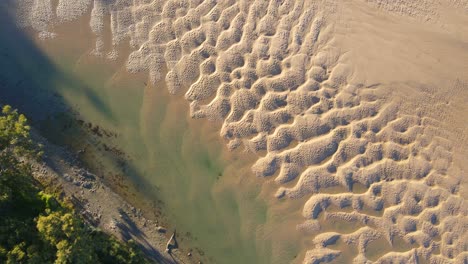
[1,11,306,264]
[2,1,468,263]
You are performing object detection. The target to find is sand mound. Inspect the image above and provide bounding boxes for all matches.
[4,0,468,263]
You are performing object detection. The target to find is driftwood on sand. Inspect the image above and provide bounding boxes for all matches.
[165,230,178,254]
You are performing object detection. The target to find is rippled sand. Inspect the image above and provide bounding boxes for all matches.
[4,0,468,263]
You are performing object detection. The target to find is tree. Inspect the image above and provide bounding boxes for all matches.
[0,104,42,211]
[0,105,150,263]
[37,212,98,264]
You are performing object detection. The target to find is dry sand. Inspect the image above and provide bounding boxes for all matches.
[4,0,468,263]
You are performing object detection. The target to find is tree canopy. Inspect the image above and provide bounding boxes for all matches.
[0,105,149,264]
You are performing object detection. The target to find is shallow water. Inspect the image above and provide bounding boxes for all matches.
[0,14,305,264]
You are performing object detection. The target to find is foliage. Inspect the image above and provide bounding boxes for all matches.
[0,105,43,158]
[0,105,150,264]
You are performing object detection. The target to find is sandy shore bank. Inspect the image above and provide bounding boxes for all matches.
[29,128,199,264]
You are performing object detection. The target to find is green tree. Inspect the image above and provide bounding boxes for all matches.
[37,212,98,264]
[0,105,34,154]
[0,105,150,263]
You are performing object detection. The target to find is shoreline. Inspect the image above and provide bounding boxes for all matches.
[29,127,201,264]
[1,12,282,262]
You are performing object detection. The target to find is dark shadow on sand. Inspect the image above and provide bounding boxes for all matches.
[0,4,179,264]
[0,2,115,123]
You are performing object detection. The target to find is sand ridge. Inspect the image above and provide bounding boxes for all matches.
[4,0,468,263]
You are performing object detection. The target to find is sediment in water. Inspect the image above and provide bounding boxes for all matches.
[2,1,468,263]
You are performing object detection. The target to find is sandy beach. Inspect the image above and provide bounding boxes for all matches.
[2,0,467,263]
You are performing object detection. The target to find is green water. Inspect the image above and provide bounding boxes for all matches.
[0,13,303,264]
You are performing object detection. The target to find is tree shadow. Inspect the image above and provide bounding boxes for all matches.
[0,4,182,264]
[117,209,178,264]
[0,3,115,123]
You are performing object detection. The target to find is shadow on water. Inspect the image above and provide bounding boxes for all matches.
[0,3,302,264]
[0,4,176,264]
[0,3,115,122]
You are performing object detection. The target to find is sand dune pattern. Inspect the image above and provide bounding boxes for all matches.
[7,0,468,263]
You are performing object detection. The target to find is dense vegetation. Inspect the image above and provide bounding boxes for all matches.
[0,105,149,264]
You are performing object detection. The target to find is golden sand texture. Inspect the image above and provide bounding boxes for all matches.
[5,0,468,263]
